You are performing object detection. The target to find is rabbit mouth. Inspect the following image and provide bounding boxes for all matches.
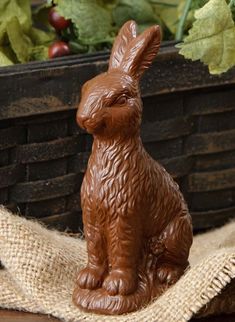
[83,119,105,134]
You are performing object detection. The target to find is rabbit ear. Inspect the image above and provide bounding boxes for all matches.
[109,20,137,70]
[120,25,161,80]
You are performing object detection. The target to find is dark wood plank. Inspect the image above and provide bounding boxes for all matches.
[188,167,235,192]
[15,110,70,125]
[190,188,235,212]
[144,137,183,160]
[141,49,235,98]
[196,110,235,133]
[191,206,235,229]
[0,127,25,150]
[66,191,82,212]
[185,88,235,116]
[40,211,83,232]
[0,96,68,121]
[0,150,9,167]
[141,117,193,143]
[25,197,67,218]
[161,155,194,179]
[10,173,83,202]
[15,137,81,164]
[142,93,184,122]
[68,152,90,173]
[1,46,235,120]
[0,165,24,189]
[195,150,235,172]
[185,129,235,156]
[27,159,67,181]
[27,117,69,143]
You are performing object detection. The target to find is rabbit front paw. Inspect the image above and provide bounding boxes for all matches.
[77,266,106,290]
[103,269,138,296]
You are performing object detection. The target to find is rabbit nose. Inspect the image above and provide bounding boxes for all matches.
[76,115,89,129]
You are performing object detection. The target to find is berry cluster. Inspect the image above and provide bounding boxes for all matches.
[48,7,71,59]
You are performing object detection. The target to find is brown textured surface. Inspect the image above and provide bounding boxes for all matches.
[198,279,235,317]
[73,21,193,315]
[0,310,234,322]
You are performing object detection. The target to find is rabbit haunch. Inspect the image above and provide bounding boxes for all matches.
[73,20,192,315]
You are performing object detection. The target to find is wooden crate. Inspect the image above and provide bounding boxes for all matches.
[0,43,235,231]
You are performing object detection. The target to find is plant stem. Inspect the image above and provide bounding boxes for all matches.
[175,0,193,41]
[229,0,235,8]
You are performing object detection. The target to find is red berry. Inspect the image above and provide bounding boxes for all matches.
[48,7,70,31]
[48,41,70,58]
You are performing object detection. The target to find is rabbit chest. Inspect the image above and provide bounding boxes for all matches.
[81,138,151,222]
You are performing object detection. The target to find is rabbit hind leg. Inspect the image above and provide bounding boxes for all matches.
[156,213,193,285]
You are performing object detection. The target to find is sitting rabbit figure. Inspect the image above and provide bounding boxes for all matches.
[73,20,193,315]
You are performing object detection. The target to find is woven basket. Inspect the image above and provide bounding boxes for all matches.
[0,44,235,232]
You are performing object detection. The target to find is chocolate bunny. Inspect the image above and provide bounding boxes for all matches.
[73,20,193,315]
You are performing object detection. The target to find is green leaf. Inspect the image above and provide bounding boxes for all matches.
[0,48,14,66]
[0,0,53,65]
[0,23,7,44]
[17,0,31,29]
[177,0,208,30]
[57,0,113,45]
[6,17,33,63]
[112,5,133,27]
[69,40,88,54]
[113,0,157,27]
[0,0,31,32]
[97,0,118,10]
[177,0,235,74]
[1,45,18,63]
[29,45,49,61]
[152,0,179,34]
[28,27,55,45]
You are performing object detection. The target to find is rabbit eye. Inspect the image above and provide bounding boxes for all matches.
[115,95,128,105]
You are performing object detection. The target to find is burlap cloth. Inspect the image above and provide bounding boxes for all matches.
[0,206,234,321]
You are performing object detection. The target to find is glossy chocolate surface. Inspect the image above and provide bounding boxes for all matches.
[73,20,193,315]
